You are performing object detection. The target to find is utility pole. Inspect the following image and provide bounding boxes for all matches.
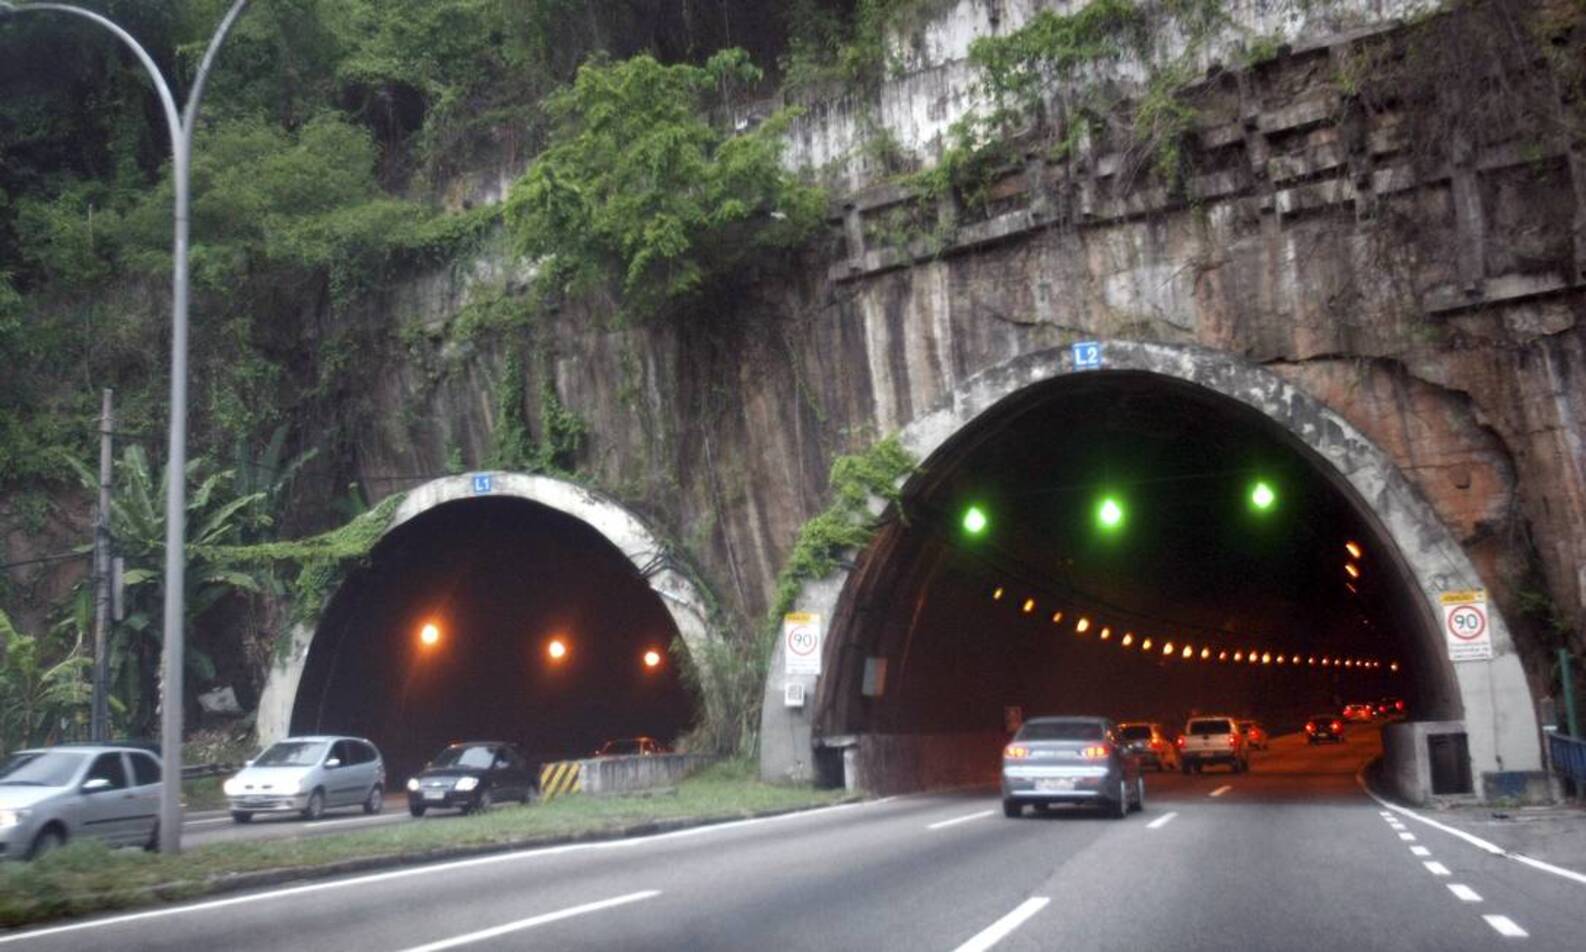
[91,388,113,741]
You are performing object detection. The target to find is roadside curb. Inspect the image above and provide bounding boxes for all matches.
[1356,757,1586,887]
[1,796,866,933]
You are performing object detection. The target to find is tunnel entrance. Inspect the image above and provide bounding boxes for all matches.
[761,343,1541,798]
[257,473,714,784]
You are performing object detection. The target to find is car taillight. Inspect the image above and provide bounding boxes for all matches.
[1081,744,1110,760]
[1331,721,1342,731]
[1305,723,1316,732]
[1175,736,1186,748]
[1396,701,1405,711]
[1005,745,1030,759]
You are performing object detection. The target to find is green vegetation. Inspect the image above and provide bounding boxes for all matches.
[0,760,852,929]
[505,50,826,321]
[0,609,90,757]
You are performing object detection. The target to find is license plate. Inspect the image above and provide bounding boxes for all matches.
[1035,778,1075,792]
[423,789,445,800]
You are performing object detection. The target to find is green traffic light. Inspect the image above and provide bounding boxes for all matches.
[1096,496,1124,530]
[1250,481,1276,511]
[962,505,988,535]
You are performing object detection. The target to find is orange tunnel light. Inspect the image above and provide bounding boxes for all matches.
[419,622,441,647]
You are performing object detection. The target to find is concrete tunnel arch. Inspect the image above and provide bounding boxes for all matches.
[760,341,1542,798]
[256,472,721,747]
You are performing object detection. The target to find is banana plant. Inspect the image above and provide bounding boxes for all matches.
[0,609,90,756]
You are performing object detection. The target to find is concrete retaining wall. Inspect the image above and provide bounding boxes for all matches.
[579,753,715,796]
[852,732,1004,796]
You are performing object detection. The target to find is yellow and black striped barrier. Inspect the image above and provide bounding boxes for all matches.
[539,760,582,801]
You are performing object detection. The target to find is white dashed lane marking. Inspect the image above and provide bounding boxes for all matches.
[1146,811,1178,830]
[1208,786,1232,798]
[1483,915,1528,938]
[1410,846,1431,857]
[1447,884,1482,902]
[1424,861,1451,876]
[927,810,994,831]
[1398,832,1417,841]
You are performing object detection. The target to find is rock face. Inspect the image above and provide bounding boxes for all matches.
[352,0,1583,720]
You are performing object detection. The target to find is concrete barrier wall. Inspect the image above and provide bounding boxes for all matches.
[579,753,714,796]
[854,732,1004,796]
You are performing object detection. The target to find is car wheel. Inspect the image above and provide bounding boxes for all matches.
[27,826,65,859]
[302,789,325,821]
[475,789,493,814]
[1132,777,1146,812]
[231,811,253,824]
[409,803,427,818]
[1002,799,1021,818]
[363,785,383,815]
[1110,780,1129,819]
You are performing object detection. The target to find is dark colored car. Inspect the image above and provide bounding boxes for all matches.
[1001,716,1143,819]
[1117,722,1179,772]
[1305,714,1346,744]
[406,742,535,817]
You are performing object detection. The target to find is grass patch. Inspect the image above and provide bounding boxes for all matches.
[0,761,849,929]
[181,777,228,813]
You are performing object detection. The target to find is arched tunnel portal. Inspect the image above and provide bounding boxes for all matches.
[256,474,715,782]
[761,343,1542,801]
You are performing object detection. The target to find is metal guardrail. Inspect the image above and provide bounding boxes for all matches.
[1547,732,1586,785]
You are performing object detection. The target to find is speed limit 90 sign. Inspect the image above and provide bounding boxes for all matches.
[1441,590,1492,661]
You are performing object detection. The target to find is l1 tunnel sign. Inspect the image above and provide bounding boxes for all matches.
[1442,589,1492,661]
[784,612,823,676]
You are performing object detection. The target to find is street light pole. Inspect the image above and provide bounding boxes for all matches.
[0,0,251,854]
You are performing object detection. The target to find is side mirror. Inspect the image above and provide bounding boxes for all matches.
[325,758,341,768]
[82,777,112,792]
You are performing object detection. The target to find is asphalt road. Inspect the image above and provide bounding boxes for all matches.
[179,797,415,846]
[8,729,1582,951]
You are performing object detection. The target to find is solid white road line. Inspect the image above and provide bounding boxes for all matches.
[1482,915,1529,938]
[1423,861,1451,876]
[1410,846,1431,857]
[1357,768,1586,889]
[1208,785,1232,798]
[1398,832,1417,841]
[396,891,660,952]
[0,799,872,945]
[928,810,995,830]
[953,898,1051,952]
[1447,884,1482,902]
[1146,811,1178,830]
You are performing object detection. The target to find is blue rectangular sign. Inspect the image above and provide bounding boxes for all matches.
[1072,340,1103,370]
[471,473,493,495]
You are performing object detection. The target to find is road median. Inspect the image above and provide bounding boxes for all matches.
[0,761,854,931]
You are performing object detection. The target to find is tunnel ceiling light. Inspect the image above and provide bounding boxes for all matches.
[1234,651,1244,662]
[1345,541,1363,559]
[1346,582,1358,594]
[1182,645,1194,659]
[1121,632,1135,647]
[419,622,441,647]
[1099,627,1112,640]
[1200,647,1211,660]
[1309,656,1317,665]
[1390,661,1400,672]
[1051,610,1064,624]
[1022,597,1036,614]
[1096,496,1125,531]
[1163,641,1175,656]
[643,649,662,669]
[992,586,1004,601]
[1142,637,1153,651]
[1261,652,1272,664]
[963,505,989,536]
[1218,650,1228,661]
[1276,654,1285,664]
[1076,617,1091,633]
[1249,480,1277,511]
[1345,563,1361,579]
[547,638,568,661]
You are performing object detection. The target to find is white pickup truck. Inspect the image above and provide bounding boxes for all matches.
[1177,715,1249,774]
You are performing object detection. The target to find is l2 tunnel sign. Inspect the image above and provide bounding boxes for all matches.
[1442,590,1492,661]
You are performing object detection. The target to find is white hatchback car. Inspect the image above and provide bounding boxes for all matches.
[0,744,163,860]
[224,735,385,823]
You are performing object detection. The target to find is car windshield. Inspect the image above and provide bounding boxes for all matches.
[1017,721,1104,741]
[0,750,85,786]
[601,739,641,755]
[431,745,496,769]
[253,741,328,767]
[1119,725,1154,740]
[1188,720,1232,735]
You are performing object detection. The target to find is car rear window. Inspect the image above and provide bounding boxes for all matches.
[1018,721,1104,741]
[1187,719,1232,735]
[1310,714,1337,723]
[1119,726,1153,740]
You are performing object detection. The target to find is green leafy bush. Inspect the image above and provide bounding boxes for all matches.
[504,50,826,320]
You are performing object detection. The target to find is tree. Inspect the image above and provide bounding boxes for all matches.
[0,609,90,757]
[64,445,266,736]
